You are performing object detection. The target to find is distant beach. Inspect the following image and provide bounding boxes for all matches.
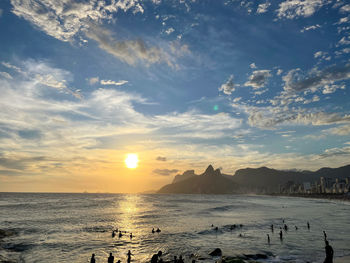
[268,193,350,201]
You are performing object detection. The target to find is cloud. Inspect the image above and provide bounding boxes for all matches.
[244,70,271,89]
[156,156,167,161]
[277,0,329,19]
[322,84,345,94]
[0,72,13,79]
[100,79,128,86]
[283,64,350,93]
[257,2,271,14]
[165,27,175,35]
[85,25,175,67]
[153,168,179,176]
[301,24,321,32]
[340,4,350,13]
[89,77,99,85]
[327,124,350,135]
[219,75,235,95]
[10,0,144,42]
[250,63,257,69]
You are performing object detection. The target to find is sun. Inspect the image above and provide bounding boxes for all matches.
[125,154,139,169]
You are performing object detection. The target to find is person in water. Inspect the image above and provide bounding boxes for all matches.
[151,251,162,263]
[323,231,327,240]
[307,221,310,230]
[108,252,114,263]
[279,230,283,240]
[152,228,155,233]
[90,253,96,263]
[127,250,133,263]
[178,255,184,263]
[130,233,133,239]
[267,234,270,244]
[156,228,161,233]
[173,256,177,263]
[295,226,298,230]
[112,231,116,238]
[119,231,123,238]
[324,240,334,263]
[270,224,274,232]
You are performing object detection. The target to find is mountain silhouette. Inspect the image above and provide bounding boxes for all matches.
[157,164,350,194]
[158,165,238,194]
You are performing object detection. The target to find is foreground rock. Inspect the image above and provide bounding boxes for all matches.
[209,248,222,256]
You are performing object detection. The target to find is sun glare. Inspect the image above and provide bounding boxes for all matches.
[125,154,139,169]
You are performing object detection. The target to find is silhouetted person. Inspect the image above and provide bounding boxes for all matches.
[284,224,288,231]
[192,260,196,263]
[282,219,285,223]
[239,233,242,237]
[112,231,116,238]
[152,228,155,233]
[214,226,218,231]
[279,230,283,240]
[119,231,123,238]
[307,221,310,230]
[130,233,133,239]
[108,253,114,263]
[178,255,184,263]
[127,250,133,263]
[156,228,161,233]
[211,224,214,227]
[173,256,177,263]
[324,240,334,263]
[323,231,327,240]
[267,234,270,244]
[239,224,243,228]
[270,224,274,232]
[295,226,298,230]
[151,251,162,263]
[90,254,96,263]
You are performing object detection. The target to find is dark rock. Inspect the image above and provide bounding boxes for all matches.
[243,253,268,260]
[209,248,222,256]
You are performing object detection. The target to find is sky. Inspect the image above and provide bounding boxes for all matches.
[0,0,350,193]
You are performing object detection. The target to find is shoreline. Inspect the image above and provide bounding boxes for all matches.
[267,193,350,201]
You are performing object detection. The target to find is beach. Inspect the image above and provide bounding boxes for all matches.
[1,193,349,263]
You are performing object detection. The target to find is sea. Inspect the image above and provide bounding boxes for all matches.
[0,193,349,263]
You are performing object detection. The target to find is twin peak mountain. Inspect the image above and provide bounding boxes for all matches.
[157,164,350,194]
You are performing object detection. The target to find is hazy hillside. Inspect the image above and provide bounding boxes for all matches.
[158,164,350,194]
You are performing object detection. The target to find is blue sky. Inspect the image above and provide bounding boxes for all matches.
[0,0,350,192]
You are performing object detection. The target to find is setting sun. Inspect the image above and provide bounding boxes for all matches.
[125,154,139,169]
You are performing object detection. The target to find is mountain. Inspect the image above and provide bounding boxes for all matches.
[231,164,350,192]
[158,165,239,194]
[157,164,350,194]
[172,170,196,184]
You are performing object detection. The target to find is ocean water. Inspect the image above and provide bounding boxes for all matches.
[0,193,349,263]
